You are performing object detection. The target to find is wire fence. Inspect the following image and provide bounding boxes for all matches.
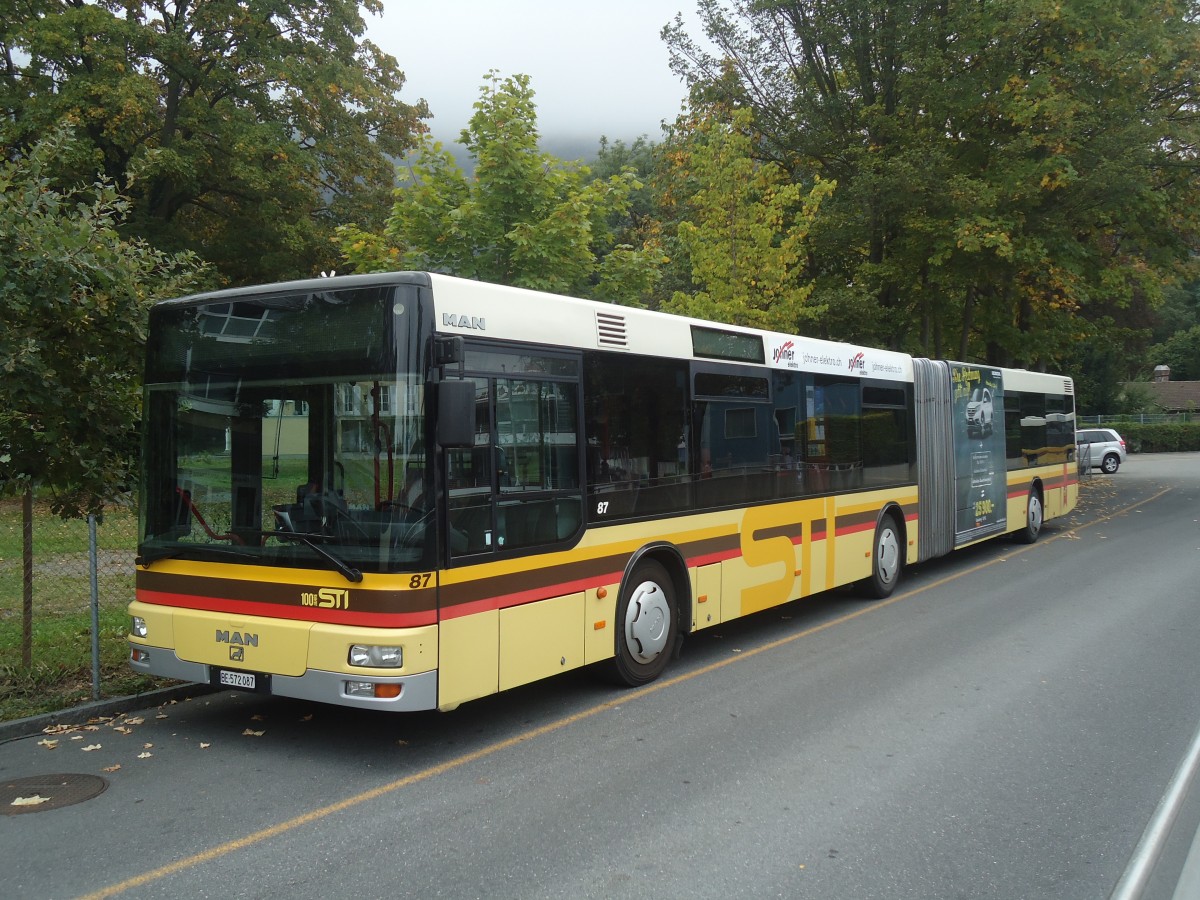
[0,499,140,701]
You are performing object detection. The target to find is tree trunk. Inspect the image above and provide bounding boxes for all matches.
[22,485,33,668]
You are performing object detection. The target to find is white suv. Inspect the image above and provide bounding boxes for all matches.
[1077,427,1127,474]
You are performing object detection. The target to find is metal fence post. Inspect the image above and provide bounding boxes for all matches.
[89,513,101,701]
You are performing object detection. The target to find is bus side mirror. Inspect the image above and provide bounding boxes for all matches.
[437,380,476,449]
[434,335,464,367]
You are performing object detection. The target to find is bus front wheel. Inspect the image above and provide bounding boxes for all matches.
[863,514,902,599]
[1017,488,1043,544]
[610,560,677,687]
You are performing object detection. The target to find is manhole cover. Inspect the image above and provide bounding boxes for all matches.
[2,774,108,815]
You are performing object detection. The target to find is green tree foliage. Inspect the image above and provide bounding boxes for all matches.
[1068,323,1149,415]
[1146,325,1200,381]
[665,0,1200,367]
[590,135,662,247]
[1,0,427,284]
[658,103,834,330]
[340,72,664,304]
[0,128,206,517]
[1151,280,1200,344]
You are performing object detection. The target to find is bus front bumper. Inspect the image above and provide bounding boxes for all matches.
[128,644,439,712]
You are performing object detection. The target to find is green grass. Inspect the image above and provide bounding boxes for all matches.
[0,607,168,720]
[0,498,172,721]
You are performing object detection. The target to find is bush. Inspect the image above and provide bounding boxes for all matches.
[1119,422,1200,453]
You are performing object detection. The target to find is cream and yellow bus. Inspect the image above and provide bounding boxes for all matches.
[130,272,1078,710]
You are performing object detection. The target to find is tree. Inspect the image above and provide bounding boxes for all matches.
[0,127,206,667]
[658,102,834,331]
[340,72,664,304]
[1147,325,1200,382]
[664,0,1200,367]
[1150,280,1200,344]
[0,128,206,517]
[1,0,427,284]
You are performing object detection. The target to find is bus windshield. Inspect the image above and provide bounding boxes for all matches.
[138,283,433,574]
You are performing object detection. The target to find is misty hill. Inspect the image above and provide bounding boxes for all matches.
[410,130,658,175]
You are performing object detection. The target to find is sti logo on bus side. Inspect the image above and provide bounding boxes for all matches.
[849,352,866,373]
[442,313,486,331]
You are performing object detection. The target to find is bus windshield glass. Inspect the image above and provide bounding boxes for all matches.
[138,283,433,574]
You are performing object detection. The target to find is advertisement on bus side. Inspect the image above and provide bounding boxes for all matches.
[951,364,1007,544]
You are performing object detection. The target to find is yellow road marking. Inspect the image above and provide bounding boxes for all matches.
[80,486,1168,899]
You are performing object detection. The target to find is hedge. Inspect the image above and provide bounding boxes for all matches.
[1117,422,1200,453]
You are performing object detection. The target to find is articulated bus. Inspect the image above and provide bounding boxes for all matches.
[130,272,1078,711]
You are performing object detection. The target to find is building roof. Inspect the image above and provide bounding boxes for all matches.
[1123,379,1200,412]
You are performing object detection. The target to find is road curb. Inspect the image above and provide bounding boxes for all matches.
[0,683,218,743]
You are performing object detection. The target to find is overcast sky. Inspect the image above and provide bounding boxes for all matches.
[367,1,709,147]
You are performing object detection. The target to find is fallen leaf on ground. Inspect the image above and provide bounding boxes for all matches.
[37,739,58,750]
[103,765,121,773]
[124,717,145,725]
[243,729,265,737]
[11,795,50,807]
[81,744,102,752]
[137,752,152,759]
[199,743,211,749]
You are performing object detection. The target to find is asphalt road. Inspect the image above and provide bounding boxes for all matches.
[3,453,1199,900]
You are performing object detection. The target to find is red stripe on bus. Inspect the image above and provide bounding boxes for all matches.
[135,589,436,628]
[687,548,744,567]
[836,520,876,537]
[438,569,627,620]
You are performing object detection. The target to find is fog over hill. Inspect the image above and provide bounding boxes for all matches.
[403,130,659,177]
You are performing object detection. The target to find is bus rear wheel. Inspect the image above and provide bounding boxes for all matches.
[610,560,677,687]
[863,514,902,599]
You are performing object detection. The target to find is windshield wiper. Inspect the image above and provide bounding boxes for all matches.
[136,545,255,567]
[271,531,363,583]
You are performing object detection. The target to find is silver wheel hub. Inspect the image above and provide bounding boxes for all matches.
[1029,495,1043,532]
[624,580,671,663]
[877,528,900,585]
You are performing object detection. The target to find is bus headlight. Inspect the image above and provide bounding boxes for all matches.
[348,645,402,668]
[131,616,148,638]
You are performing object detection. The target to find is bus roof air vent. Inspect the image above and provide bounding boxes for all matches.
[1063,379,1074,394]
[596,310,628,349]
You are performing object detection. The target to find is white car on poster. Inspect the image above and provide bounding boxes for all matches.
[965,386,994,438]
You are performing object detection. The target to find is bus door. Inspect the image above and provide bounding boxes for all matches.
[440,346,585,562]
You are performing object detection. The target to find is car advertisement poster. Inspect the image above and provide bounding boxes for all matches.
[951,364,1007,545]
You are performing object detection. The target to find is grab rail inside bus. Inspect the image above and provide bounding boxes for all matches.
[175,487,246,545]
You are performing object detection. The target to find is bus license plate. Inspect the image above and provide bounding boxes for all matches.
[213,669,269,693]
